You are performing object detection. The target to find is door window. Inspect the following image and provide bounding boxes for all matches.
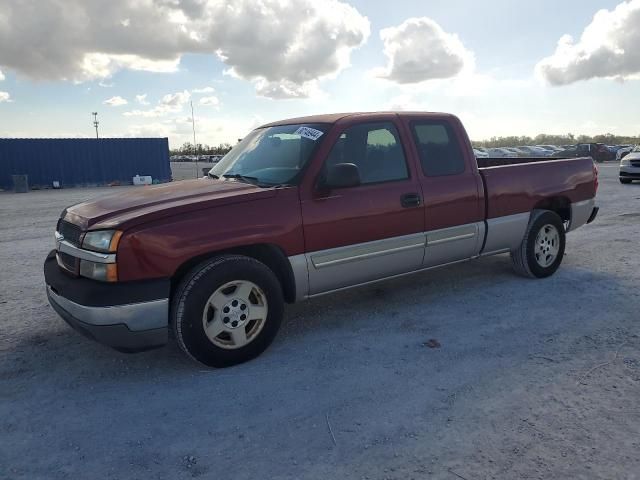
[325,122,409,185]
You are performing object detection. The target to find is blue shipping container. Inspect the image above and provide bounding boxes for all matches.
[0,138,171,189]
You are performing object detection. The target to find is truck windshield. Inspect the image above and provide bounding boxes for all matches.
[209,123,328,186]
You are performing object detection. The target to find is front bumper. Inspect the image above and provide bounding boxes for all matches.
[44,251,170,352]
[620,165,640,179]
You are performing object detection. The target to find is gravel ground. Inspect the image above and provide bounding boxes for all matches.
[1,164,639,480]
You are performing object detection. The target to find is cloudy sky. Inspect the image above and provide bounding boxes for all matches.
[0,0,639,147]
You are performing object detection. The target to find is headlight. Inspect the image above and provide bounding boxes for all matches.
[82,230,122,253]
[80,260,118,282]
[620,158,630,166]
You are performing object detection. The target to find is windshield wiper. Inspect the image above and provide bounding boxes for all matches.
[222,173,264,186]
[207,171,219,179]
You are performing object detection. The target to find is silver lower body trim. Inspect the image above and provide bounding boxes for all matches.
[482,212,530,254]
[568,198,596,232]
[288,254,310,302]
[305,257,478,300]
[46,286,168,331]
[309,233,426,269]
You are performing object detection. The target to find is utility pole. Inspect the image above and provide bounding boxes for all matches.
[92,112,99,139]
[190,100,199,178]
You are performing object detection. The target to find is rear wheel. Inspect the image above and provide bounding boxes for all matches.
[172,255,284,367]
[620,178,632,184]
[511,210,566,278]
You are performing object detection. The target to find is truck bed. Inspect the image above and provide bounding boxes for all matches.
[476,156,596,219]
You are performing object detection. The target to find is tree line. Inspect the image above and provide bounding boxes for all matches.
[170,142,233,156]
[473,133,639,148]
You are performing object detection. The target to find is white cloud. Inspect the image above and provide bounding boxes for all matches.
[160,90,190,108]
[135,93,149,105]
[192,86,215,94]
[103,95,128,106]
[199,96,220,107]
[0,70,4,81]
[209,0,370,98]
[0,0,369,98]
[124,89,190,117]
[373,17,474,84]
[536,0,640,85]
[125,115,253,149]
[0,91,11,103]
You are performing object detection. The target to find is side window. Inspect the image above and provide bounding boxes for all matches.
[325,122,409,185]
[412,122,466,176]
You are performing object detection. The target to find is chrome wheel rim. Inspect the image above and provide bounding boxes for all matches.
[534,224,560,268]
[202,280,268,350]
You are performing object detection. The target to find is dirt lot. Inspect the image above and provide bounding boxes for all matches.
[1,164,639,480]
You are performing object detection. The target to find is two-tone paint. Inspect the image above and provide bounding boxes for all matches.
[46,111,599,351]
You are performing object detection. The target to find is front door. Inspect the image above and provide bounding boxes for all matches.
[300,119,425,295]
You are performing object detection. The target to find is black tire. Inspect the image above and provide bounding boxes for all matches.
[620,178,632,184]
[171,255,284,367]
[511,210,566,279]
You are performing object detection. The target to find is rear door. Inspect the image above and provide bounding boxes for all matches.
[299,117,425,295]
[403,116,485,267]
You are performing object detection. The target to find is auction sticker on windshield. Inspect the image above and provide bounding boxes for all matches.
[294,126,324,141]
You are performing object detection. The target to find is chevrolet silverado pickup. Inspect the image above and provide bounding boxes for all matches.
[44,112,599,367]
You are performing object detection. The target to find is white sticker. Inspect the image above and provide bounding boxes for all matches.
[294,126,324,141]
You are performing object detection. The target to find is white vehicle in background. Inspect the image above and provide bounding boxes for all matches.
[620,146,640,184]
[617,146,634,161]
[473,148,489,158]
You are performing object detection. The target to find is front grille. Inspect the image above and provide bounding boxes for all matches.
[631,161,640,168]
[57,220,83,246]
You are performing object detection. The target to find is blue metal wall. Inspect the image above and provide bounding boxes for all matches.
[0,138,171,189]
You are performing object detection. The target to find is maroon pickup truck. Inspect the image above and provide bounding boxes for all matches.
[44,112,599,367]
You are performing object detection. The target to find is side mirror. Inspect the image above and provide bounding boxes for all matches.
[321,163,361,190]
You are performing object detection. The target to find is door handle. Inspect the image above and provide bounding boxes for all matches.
[401,193,421,208]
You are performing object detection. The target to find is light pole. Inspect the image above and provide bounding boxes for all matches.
[190,100,199,178]
[92,112,99,139]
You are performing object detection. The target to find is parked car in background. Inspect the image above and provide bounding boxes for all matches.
[515,146,543,156]
[617,146,634,161]
[509,147,532,157]
[620,146,640,184]
[45,111,599,367]
[536,145,563,155]
[487,147,512,157]
[473,148,489,158]
[536,145,561,152]
[556,143,612,162]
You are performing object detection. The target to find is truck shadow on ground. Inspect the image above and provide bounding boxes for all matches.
[2,251,628,388]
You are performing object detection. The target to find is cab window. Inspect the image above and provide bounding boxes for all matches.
[412,122,466,177]
[325,122,409,185]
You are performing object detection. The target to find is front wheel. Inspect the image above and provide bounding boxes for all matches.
[511,210,566,278]
[172,255,284,367]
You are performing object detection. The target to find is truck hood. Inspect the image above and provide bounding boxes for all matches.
[63,178,279,230]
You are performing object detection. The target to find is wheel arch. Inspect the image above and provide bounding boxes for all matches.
[171,244,297,304]
[532,196,571,223]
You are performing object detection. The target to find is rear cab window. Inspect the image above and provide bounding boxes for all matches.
[411,121,466,177]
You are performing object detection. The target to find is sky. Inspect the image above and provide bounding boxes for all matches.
[0,0,639,147]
